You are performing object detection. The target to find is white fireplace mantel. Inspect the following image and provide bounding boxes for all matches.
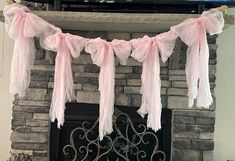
[0,10,234,32]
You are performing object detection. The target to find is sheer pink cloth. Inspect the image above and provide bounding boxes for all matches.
[85,38,131,140]
[171,9,224,108]
[4,4,59,97]
[43,32,87,128]
[131,32,177,131]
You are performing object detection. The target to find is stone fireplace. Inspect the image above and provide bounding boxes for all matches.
[9,29,217,161]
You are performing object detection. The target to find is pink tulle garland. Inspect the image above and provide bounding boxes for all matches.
[171,9,224,108]
[3,3,224,139]
[3,3,59,97]
[85,38,131,140]
[42,32,88,128]
[131,31,177,132]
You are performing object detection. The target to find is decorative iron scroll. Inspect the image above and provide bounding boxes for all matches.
[63,108,166,161]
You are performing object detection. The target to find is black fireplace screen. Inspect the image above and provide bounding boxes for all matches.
[50,103,172,161]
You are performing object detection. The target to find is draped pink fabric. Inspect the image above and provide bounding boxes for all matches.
[43,32,87,128]
[4,4,59,97]
[171,9,224,108]
[131,32,177,131]
[85,38,131,140]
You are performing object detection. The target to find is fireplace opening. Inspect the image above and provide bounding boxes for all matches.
[50,103,172,161]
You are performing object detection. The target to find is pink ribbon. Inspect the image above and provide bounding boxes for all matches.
[171,9,224,108]
[131,31,177,131]
[4,4,59,97]
[85,38,131,140]
[43,32,87,128]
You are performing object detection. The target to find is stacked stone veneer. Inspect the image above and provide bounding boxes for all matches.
[10,31,217,161]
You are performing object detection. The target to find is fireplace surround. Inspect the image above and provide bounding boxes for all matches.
[9,30,217,161]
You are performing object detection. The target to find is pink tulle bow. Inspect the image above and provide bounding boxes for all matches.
[85,38,131,140]
[171,9,224,108]
[3,4,59,97]
[131,31,177,132]
[43,32,88,128]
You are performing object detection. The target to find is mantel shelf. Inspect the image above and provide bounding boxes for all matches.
[0,10,234,32]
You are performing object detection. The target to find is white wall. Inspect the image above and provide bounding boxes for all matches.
[214,8,235,161]
[0,1,13,161]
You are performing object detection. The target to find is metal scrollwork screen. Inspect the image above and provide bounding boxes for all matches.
[50,103,172,161]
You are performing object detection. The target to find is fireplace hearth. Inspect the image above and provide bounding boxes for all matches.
[50,103,172,161]
[9,30,217,161]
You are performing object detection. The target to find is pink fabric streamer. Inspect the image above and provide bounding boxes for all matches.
[3,4,59,97]
[43,32,87,128]
[131,32,177,131]
[171,9,224,108]
[85,38,131,140]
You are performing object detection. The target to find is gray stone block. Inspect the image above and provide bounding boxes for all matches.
[124,86,140,94]
[32,156,48,161]
[126,58,142,66]
[13,106,49,113]
[168,88,188,96]
[173,139,191,149]
[74,77,98,85]
[203,151,214,161]
[116,66,133,73]
[115,94,131,106]
[30,89,53,102]
[127,79,141,86]
[13,112,33,120]
[33,150,47,157]
[15,126,31,133]
[172,149,201,161]
[29,81,48,89]
[195,117,215,125]
[11,143,48,150]
[169,70,185,75]
[82,84,98,91]
[72,65,84,73]
[115,74,126,79]
[126,74,141,79]
[133,66,142,73]
[115,86,124,94]
[131,94,142,107]
[169,75,186,81]
[191,139,214,151]
[76,91,100,104]
[115,79,127,86]
[173,123,187,133]
[11,132,47,143]
[161,81,171,88]
[17,100,51,107]
[74,73,99,78]
[168,96,188,109]
[12,119,26,126]
[26,120,49,127]
[209,65,216,75]
[33,113,49,120]
[187,125,214,133]
[199,133,214,140]
[174,132,199,139]
[84,64,99,73]
[172,81,187,88]
[160,68,168,75]
[173,116,194,124]
[72,54,92,65]
[31,127,49,133]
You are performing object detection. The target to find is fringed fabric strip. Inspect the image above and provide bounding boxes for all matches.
[42,32,88,128]
[131,31,177,131]
[85,38,131,140]
[171,9,224,108]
